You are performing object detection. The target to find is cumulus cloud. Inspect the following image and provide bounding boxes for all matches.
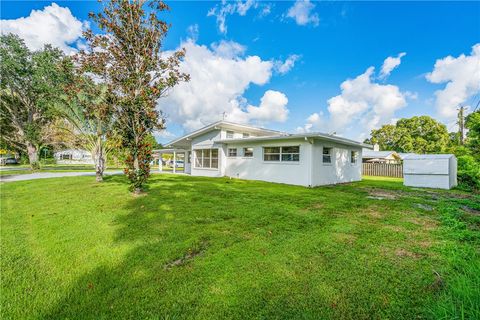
[299,66,408,139]
[207,0,270,34]
[380,52,406,79]
[426,43,480,119]
[275,54,301,74]
[158,40,289,131]
[286,0,320,27]
[0,3,87,54]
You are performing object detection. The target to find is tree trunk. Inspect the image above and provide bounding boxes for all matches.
[133,153,141,194]
[93,138,105,182]
[95,154,105,182]
[26,142,39,170]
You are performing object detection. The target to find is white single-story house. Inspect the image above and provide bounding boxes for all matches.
[362,150,402,163]
[161,121,372,187]
[54,149,94,165]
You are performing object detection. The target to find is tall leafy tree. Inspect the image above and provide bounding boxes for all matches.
[79,0,189,193]
[0,34,69,169]
[366,116,450,153]
[465,110,480,161]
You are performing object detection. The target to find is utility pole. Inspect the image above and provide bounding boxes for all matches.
[458,105,464,145]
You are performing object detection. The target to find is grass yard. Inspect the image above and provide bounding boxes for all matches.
[1,175,479,319]
[0,164,123,176]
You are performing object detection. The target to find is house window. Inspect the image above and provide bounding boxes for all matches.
[243,133,250,138]
[281,146,300,161]
[351,151,358,164]
[263,146,300,162]
[228,148,237,157]
[263,147,280,161]
[194,149,218,169]
[323,147,332,164]
[243,147,253,157]
[61,154,72,160]
[226,131,234,139]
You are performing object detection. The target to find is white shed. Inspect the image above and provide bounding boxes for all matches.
[403,154,457,189]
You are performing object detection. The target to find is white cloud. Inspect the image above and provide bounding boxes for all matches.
[0,3,87,54]
[186,24,199,42]
[426,43,480,119]
[286,0,320,27]
[380,52,406,79]
[211,40,246,58]
[299,66,407,139]
[158,40,289,131]
[275,54,301,74]
[208,0,269,34]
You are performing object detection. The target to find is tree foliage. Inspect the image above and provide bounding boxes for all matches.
[79,0,189,193]
[0,34,69,169]
[465,111,480,161]
[59,74,116,181]
[365,116,450,153]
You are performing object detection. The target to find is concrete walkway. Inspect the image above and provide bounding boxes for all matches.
[0,171,123,183]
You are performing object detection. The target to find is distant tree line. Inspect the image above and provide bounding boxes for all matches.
[0,0,188,193]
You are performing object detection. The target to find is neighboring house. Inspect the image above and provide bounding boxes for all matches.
[362,150,402,164]
[54,149,94,165]
[162,121,371,187]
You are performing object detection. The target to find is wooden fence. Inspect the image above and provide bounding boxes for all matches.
[362,163,403,178]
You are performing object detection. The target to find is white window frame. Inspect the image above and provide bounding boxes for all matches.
[263,146,300,162]
[243,147,253,158]
[226,130,234,139]
[194,148,219,169]
[351,150,358,164]
[322,147,332,165]
[243,133,250,138]
[228,148,237,157]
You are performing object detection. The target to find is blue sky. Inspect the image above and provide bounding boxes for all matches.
[1,1,479,143]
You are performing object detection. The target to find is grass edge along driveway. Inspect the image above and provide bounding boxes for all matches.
[1,175,479,319]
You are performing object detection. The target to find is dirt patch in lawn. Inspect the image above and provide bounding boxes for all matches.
[365,188,400,200]
[462,205,480,216]
[406,217,439,231]
[394,248,424,259]
[164,242,208,270]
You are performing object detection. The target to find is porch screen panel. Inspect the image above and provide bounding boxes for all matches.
[211,149,219,168]
[194,148,219,169]
[195,150,202,167]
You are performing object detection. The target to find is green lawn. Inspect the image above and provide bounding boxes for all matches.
[1,175,479,319]
[0,164,123,176]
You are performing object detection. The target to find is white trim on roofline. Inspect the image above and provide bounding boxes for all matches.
[216,132,373,149]
[165,121,284,147]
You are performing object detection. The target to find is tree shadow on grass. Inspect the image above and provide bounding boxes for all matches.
[42,175,436,319]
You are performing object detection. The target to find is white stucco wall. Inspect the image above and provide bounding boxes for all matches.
[224,139,312,186]
[311,141,362,186]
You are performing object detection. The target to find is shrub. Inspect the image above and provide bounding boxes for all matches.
[457,155,480,191]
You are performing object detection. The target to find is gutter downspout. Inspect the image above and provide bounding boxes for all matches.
[305,137,314,187]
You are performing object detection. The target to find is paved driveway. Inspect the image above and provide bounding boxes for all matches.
[0,171,123,183]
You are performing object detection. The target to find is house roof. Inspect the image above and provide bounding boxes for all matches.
[166,121,283,147]
[362,150,400,159]
[216,132,372,149]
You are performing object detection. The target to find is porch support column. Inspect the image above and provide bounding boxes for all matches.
[173,151,176,174]
[159,154,162,172]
